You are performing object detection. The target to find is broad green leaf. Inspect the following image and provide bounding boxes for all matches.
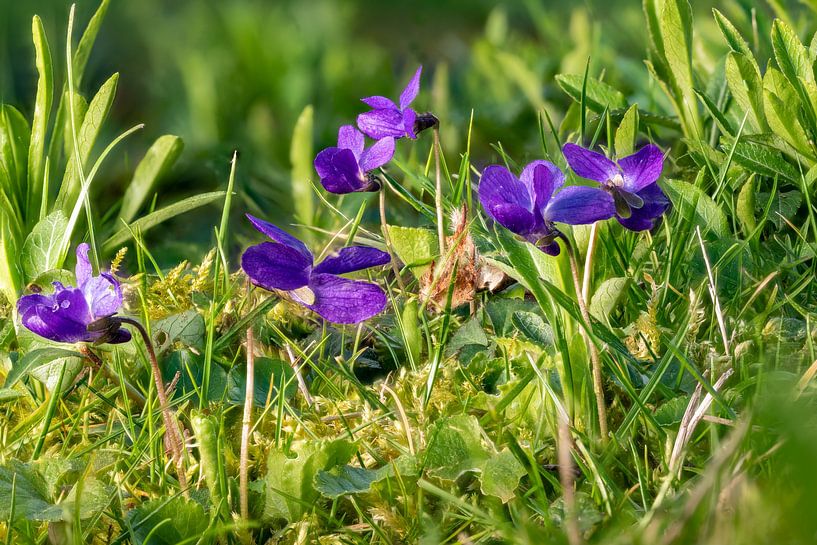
[27,15,53,223]
[725,53,767,132]
[713,8,751,56]
[479,448,525,503]
[161,349,227,405]
[0,216,22,303]
[21,210,67,280]
[723,136,799,181]
[126,496,209,545]
[589,277,630,324]
[386,225,439,277]
[763,68,812,156]
[29,356,83,392]
[660,0,700,135]
[264,439,356,522]
[760,190,803,230]
[119,135,184,224]
[227,357,296,407]
[102,191,226,252]
[400,298,423,366]
[290,105,314,229]
[447,317,489,354]
[0,389,23,404]
[615,104,639,157]
[736,176,757,235]
[556,74,627,112]
[0,461,60,522]
[486,298,538,337]
[0,105,31,206]
[654,396,691,426]
[511,311,553,347]
[662,179,728,237]
[152,309,205,353]
[424,414,489,481]
[314,456,418,499]
[771,19,814,87]
[4,347,82,388]
[55,73,120,212]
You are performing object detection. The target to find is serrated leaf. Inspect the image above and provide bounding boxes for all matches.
[725,53,766,132]
[265,439,356,522]
[21,210,67,280]
[723,136,799,181]
[386,225,439,277]
[126,496,209,545]
[614,104,639,157]
[589,277,630,324]
[555,74,627,112]
[0,105,31,206]
[314,456,418,499]
[763,68,813,156]
[291,105,314,230]
[0,461,60,522]
[660,0,698,133]
[512,311,553,347]
[447,317,488,355]
[654,396,690,426]
[713,8,751,56]
[479,448,525,503]
[662,179,728,237]
[119,135,184,224]
[102,191,226,252]
[760,190,803,229]
[772,19,814,87]
[425,415,489,481]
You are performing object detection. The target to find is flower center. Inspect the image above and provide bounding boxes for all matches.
[609,173,625,188]
[291,286,316,306]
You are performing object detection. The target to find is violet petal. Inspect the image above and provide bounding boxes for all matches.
[399,66,422,110]
[619,144,665,193]
[306,273,387,324]
[359,137,395,172]
[563,143,619,184]
[356,109,406,140]
[314,246,390,275]
[241,242,312,291]
[545,186,616,224]
[246,214,313,260]
[337,125,365,160]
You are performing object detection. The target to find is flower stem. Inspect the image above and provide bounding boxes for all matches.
[379,188,406,292]
[240,324,254,521]
[118,317,188,490]
[563,239,609,442]
[433,126,446,256]
[558,411,582,545]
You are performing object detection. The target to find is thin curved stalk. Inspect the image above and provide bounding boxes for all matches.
[240,324,255,521]
[118,316,188,490]
[379,188,406,292]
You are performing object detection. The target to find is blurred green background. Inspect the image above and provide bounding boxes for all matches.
[0,0,774,264]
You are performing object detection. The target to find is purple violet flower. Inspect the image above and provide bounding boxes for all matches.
[357,66,424,140]
[478,161,615,255]
[562,143,670,231]
[16,243,131,344]
[241,214,391,324]
[314,125,395,194]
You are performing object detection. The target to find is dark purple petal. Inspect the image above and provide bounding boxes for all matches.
[242,242,312,292]
[357,109,406,140]
[361,96,397,110]
[75,243,92,288]
[616,182,670,231]
[486,203,537,235]
[315,147,367,194]
[545,186,616,224]
[540,240,561,256]
[562,143,619,184]
[521,161,564,215]
[337,125,365,160]
[359,137,395,172]
[246,214,313,261]
[399,66,422,110]
[82,272,123,319]
[314,246,390,275]
[478,165,534,212]
[306,273,387,324]
[402,108,417,139]
[17,293,52,317]
[106,328,132,344]
[21,288,92,343]
[619,144,664,193]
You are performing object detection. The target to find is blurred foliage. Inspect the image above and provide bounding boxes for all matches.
[0,0,770,264]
